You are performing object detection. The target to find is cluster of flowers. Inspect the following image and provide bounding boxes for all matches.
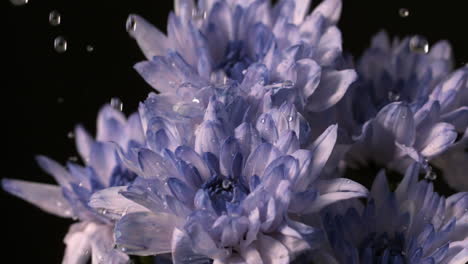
[4,0,468,263]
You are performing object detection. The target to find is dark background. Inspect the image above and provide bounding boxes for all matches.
[3,0,467,262]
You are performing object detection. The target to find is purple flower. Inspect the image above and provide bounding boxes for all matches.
[127,0,356,112]
[90,87,368,263]
[314,163,468,264]
[338,31,468,175]
[2,105,145,264]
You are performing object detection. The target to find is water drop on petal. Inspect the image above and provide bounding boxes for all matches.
[192,97,200,104]
[398,8,409,18]
[126,16,136,32]
[282,80,295,88]
[409,35,429,54]
[54,36,68,53]
[110,97,123,111]
[388,90,401,101]
[49,10,61,26]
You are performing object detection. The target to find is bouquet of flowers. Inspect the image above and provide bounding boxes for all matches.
[4,0,467,263]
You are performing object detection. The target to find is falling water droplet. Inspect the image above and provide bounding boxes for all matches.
[388,90,401,101]
[54,36,68,53]
[57,97,64,103]
[110,97,123,111]
[409,36,429,54]
[126,16,136,32]
[86,45,94,52]
[398,8,409,18]
[49,10,61,26]
[10,0,28,6]
[67,131,74,139]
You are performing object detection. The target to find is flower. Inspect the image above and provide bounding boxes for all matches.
[127,0,356,113]
[90,86,368,263]
[339,31,468,175]
[2,105,145,264]
[315,163,468,264]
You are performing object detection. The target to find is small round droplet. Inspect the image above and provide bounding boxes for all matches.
[49,10,61,26]
[54,36,68,53]
[424,170,437,181]
[57,97,64,104]
[10,0,28,6]
[78,182,83,187]
[222,179,232,189]
[192,97,200,104]
[260,118,266,124]
[409,35,429,54]
[287,115,294,122]
[86,45,94,52]
[67,131,74,139]
[110,97,123,111]
[242,69,247,75]
[398,8,409,18]
[126,16,136,32]
[388,90,401,101]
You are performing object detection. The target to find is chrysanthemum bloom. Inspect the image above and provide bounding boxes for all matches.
[2,105,145,264]
[337,31,468,175]
[127,0,356,114]
[314,163,468,264]
[90,86,368,263]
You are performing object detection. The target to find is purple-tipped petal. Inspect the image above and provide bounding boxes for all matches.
[115,212,179,255]
[307,69,357,112]
[2,179,73,218]
[127,14,169,60]
[89,186,148,220]
[313,0,342,25]
[419,122,457,158]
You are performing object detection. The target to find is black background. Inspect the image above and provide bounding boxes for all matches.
[3,0,467,263]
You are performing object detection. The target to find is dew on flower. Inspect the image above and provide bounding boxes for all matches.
[388,90,401,101]
[192,97,200,104]
[409,35,429,54]
[398,8,409,18]
[260,118,266,124]
[54,36,68,53]
[126,16,136,32]
[110,97,123,111]
[49,10,61,26]
[287,115,294,122]
[10,0,28,6]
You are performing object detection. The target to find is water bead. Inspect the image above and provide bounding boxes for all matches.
[126,16,136,32]
[54,36,68,53]
[49,10,61,26]
[10,0,28,6]
[409,35,429,54]
[110,97,123,111]
[398,8,409,18]
[86,45,94,52]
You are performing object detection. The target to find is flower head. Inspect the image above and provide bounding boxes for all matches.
[340,31,468,175]
[2,105,145,263]
[315,163,468,264]
[90,85,368,263]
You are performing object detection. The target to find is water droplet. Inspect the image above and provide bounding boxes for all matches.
[10,0,28,6]
[49,10,61,26]
[57,97,64,103]
[398,8,409,18]
[126,16,136,32]
[409,35,429,54]
[192,9,207,20]
[54,36,68,53]
[68,156,78,162]
[56,201,62,207]
[222,179,231,189]
[110,97,123,111]
[192,97,200,104]
[78,182,83,187]
[388,90,401,101]
[86,45,94,52]
[424,170,437,181]
[67,131,74,139]
[260,118,266,124]
[282,80,295,88]
[115,231,122,238]
[242,69,247,75]
[287,115,294,122]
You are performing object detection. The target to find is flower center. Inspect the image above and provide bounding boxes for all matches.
[360,232,407,261]
[202,175,248,214]
[217,41,253,81]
